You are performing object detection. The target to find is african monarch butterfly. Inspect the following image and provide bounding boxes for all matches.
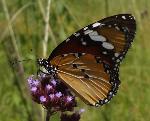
[38,14,136,106]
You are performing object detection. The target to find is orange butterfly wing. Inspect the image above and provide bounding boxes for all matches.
[50,53,119,106]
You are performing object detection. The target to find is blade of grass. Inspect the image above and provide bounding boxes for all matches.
[105,0,109,16]
[131,0,142,30]
[38,0,57,48]
[0,2,33,43]
[43,0,51,57]
[1,0,33,120]
[62,2,81,28]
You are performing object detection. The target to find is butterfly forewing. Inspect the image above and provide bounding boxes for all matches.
[50,53,120,106]
[49,14,136,68]
[97,27,126,52]
[97,14,136,65]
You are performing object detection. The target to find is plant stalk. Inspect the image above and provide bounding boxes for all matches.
[46,110,51,121]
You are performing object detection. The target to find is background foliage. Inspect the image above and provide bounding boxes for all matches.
[0,0,150,121]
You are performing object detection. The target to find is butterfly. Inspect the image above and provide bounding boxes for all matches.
[38,14,136,106]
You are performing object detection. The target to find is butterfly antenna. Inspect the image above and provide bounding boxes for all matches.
[10,58,32,66]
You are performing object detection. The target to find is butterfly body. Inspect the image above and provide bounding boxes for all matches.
[38,14,136,106]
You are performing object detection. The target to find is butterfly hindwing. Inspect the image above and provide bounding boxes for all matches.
[50,53,120,106]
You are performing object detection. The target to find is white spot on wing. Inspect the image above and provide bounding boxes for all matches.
[74,33,80,37]
[106,70,109,73]
[120,56,123,60]
[105,99,108,103]
[115,64,118,67]
[115,53,119,57]
[66,38,70,42]
[102,51,107,54]
[63,54,68,57]
[74,53,85,58]
[89,31,99,36]
[115,26,120,30]
[129,15,135,20]
[84,27,88,30]
[95,103,99,107]
[92,22,101,28]
[84,30,93,35]
[116,59,120,62]
[89,31,106,42]
[102,42,114,50]
[74,53,79,58]
[114,68,117,70]
[82,41,87,46]
[90,35,106,42]
[122,16,126,19]
[123,51,126,54]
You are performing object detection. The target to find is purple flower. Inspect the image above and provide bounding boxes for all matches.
[27,74,77,113]
[49,94,55,99]
[51,79,57,86]
[39,73,46,78]
[79,109,85,114]
[40,96,46,102]
[32,79,39,86]
[27,76,39,88]
[27,77,32,84]
[55,92,62,98]
[67,96,73,102]
[27,75,34,86]
[46,84,52,90]
[31,87,37,92]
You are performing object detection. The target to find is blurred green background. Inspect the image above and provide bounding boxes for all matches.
[0,0,150,121]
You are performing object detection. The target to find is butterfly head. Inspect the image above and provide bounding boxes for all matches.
[37,58,48,66]
[37,58,57,75]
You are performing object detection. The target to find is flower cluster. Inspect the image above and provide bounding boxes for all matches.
[60,109,85,121]
[27,74,77,112]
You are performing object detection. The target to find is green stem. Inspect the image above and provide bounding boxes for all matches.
[46,110,51,121]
